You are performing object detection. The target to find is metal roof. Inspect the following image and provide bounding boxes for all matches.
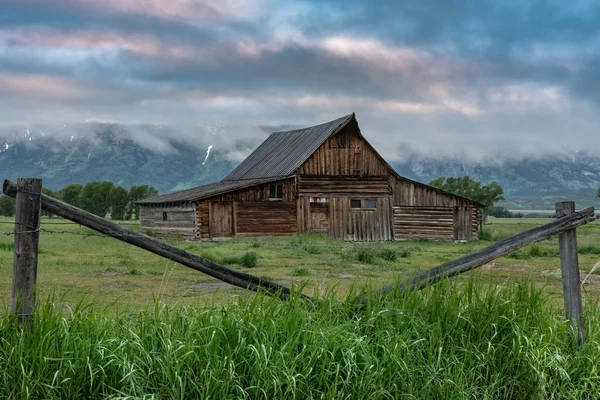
[137,177,286,205]
[222,113,354,181]
[137,112,484,208]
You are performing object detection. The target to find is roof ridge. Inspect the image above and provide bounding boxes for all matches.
[269,113,354,136]
[222,113,354,181]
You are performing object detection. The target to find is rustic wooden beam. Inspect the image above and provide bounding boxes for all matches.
[556,201,585,345]
[11,178,42,332]
[352,205,597,305]
[3,179,302,301]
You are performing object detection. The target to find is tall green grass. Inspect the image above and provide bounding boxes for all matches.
[1,280,599,399]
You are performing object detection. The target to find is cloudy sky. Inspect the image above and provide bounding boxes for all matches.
[1,0,599,160]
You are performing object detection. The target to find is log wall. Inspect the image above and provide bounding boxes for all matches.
[392,177,476,207]
[196,201,210,239]
[209,178,295,203]
[140,204,196,237]
[472,208,480,239]
[297,176,390,197]
[298,121,389,177]
[236,201,297,237]
[393,207,455,240]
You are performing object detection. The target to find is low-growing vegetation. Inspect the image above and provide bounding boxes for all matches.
[0,216,599,397]
[1,281,600,398]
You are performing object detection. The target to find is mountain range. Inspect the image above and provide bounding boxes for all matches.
[1,124,599,209]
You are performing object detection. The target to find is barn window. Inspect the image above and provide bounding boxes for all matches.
[162,212,168,221]
[269,183,283,200]
[364,199,376,209]
[351,199,377,209]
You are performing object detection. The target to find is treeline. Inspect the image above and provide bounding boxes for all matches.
[0,182,158,220]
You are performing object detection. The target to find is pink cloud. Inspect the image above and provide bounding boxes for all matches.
[0,73,84,98]
[60,0,270,22]
[0,30,196,60]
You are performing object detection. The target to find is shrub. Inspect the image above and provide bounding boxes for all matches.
[356,248,376,264]
[528,244,543,257]
[378,249,397,261]
[241,251,258,268]
[398,249,411,258]
[579,245,600,255]
[479,229,492,241]
[303,245,322,254]
[0,243,14,252]
[505,250,531,260]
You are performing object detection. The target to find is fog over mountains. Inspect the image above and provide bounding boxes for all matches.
[1,124,599,206]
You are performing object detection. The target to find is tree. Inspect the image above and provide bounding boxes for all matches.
[59,184,83,207]
[80,181,115,217]
[128,185,158,220]
[428,176,505,210]
[108,186,129,220]
[41,188,59,218]
[0,195,15,217]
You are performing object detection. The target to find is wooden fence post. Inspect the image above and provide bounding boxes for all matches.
[11,178,42,332]
[555,201,585,345]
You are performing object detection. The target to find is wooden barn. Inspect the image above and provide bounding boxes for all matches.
[138,113,483,241]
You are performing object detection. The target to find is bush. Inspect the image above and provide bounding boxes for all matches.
[378,249,397,261]
[505,250,531,260]
[528,244,543,257]
[579,245,600,255]
[240,251,258,268]
[399,249,411,258]
[303,245,322,254]
[356,248,376,264]
[0,243,14,252]
[479,229,492,241]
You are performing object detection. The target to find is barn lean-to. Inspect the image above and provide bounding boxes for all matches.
[138,113,483,241]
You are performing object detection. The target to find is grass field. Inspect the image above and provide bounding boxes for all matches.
[0,216,599,310]
[1,216,600,398]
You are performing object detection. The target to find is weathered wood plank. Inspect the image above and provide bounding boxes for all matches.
[11,178,42,332]
[556,201,585,345]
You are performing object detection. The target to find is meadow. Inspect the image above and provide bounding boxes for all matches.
[0,216,600,398]
[1,216,599,310]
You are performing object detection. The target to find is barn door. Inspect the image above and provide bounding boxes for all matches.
[308,201,329,234]
[210,201,233,238]
[453,206,472,241]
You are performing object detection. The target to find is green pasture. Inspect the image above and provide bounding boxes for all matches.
[0,216,599,310]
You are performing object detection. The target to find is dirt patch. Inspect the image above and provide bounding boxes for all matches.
[541,268,600,284]
[337,274,367,279]
[481,263,496,271]
[105,282,142,288]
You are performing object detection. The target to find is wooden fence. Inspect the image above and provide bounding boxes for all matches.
[3,178,598,345]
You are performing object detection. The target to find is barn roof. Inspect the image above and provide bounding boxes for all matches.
[138,112,484,208]
[136,177,286,205]
[222,113,354,181]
